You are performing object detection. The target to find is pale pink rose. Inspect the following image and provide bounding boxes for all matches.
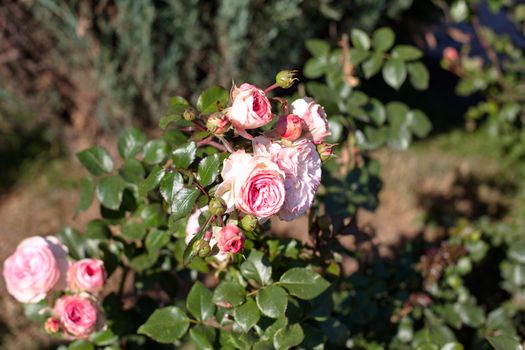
[54,294,101,339]
[228,83,273,131]
[3,236,68,303]
[276,114,302,141]
[68,259,106,294]
[216,224,245,253]
[291,97,330,143]
[253,137,321,221]
[216,150,286,218]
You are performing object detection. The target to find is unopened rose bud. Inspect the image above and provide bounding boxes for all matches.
[44,316,60,334]
[276,114,302,141]
[209,197,226,216]
[239,214,257,232]
[206,113,230,135]
[193,239,211,258]
[317,143,335,162]
[183,106,197,121]
[217,224,245,253]
[275,70,298,89]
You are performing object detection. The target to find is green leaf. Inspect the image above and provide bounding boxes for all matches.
[170,187,199,219]
[273,324,304,350]
[118,128,147,159]
[197,86,228,113]
[362,53,383,79]
[240,250,272,287]
[253,340,274,350]
[369,99,386,125]
[509,243,525,264]
[441,343,464,350]
[89,329,118,346]
[304,57,326,79]
[121,221,146,241]
[212,281,245,307]
[372,27,395,52]
[234,298,261,332]
[408,62,430,90]
[58,227,85,260]
[119,159,145,184]
[96,175,126,210]
[139,165,165,196]
[187,282,216,321]
[189,325,215,350]
[450,0,468,22]
[407,110,432,137]
[138,306,190,344]
[350,48,370,65]
[197,154,221,187]
[256,285,288,319]
[486,335,523,350]
[382,59,407,90]
[75,177,95,213]
[279,268,330,300]
[68,340,94,350]
[143,139,169,165]
[145,229,170,255]
[160,172,184,204]
[160,96,189,129]
[305,39,330,57]
[172,142,197,169]
[77,146,114,176]
[392,45,423,61]
[388,125,412,150]
[454,302,485,327]
[351,29,370,51]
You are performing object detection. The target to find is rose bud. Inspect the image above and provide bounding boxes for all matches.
[206,113,230,135]
[240,214,257,232]
[44,316,60,335]
[183,106,197,121]
[3,236,68,303]
[54,295,103,339]
[209,197,226,216]
[275,70,299,89]
[276,114,302,141]
[316,142,335,162]
[192,239,211,258]
[291,97,331,143]
[216,224,245,254]
[67,258,106,294]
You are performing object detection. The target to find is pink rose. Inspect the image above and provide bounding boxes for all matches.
[253,137,321,221]
[216,150,286,218]
[216,224,245,253]
[228,83,273,131]
[54,294,102,339]
[443,47,459,62]
[291,97,331,143]
[44,316,60,334]
[68,259,106,294]
[276,114,302,141]
[3,236,68,303]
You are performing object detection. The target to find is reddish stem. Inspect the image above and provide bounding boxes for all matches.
[264,83,279,94]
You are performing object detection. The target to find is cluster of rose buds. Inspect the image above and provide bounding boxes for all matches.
[2,236,106,339]
[187,71,334,258]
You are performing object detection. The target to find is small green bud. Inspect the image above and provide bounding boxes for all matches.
[209,197,226,216]
[183,106,197,121]
[275,70,298,89]
[239,214,257,232]
[316,142,335,162]
[206,112,230,135]
[193,239,211,258]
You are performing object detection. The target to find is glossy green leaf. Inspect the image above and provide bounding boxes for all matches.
[240,250,272,286]
[187,282,216,321]
[159,96,189,129]
[486,335,523,350]
[351,29,370,50]
[388,125,412,150]
[58,227,85,260]
[139,165,165,196]
[118,128,147,159]
[143,139,169,165]
[305,39,330,57]
[121,221,146,241]
[234,298,261,332]
[145,229,170,254]
[304,57,326,79]
[369,98,386,125]
[159,172,184,204]
[273,324,304,350]
[77,146,113,176]
[172,142,197,169]
[96,175,126,210]
[392,45,423,61]
[408,62,430,90]
[138,306,189,343]
[279,268,330,300]
[372,27,395,52]
[89,329,118,346]
[68,340,94,350]
[197,86,228,113]
[119,159,145,184]
[169,187,199,219]
[212,281,246,308]
[189,325,215,350]
[197,153,221,187]
[256,285,288,319]
[454,302,485,327]
[363,53,384,79]
[75,177,95,213]
[382,59,407,90]
[407,110,432,137]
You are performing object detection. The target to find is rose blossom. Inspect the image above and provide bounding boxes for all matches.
[253,136,321,221]
[216,224,245,253]
[216,150,285,218]
[276,114,302,141]
[228,83,273,131]
[68,259,106,294]
[3,236,68,303]
[54,294,102,339]
[44,316,60,334]
[291,97,331,143]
